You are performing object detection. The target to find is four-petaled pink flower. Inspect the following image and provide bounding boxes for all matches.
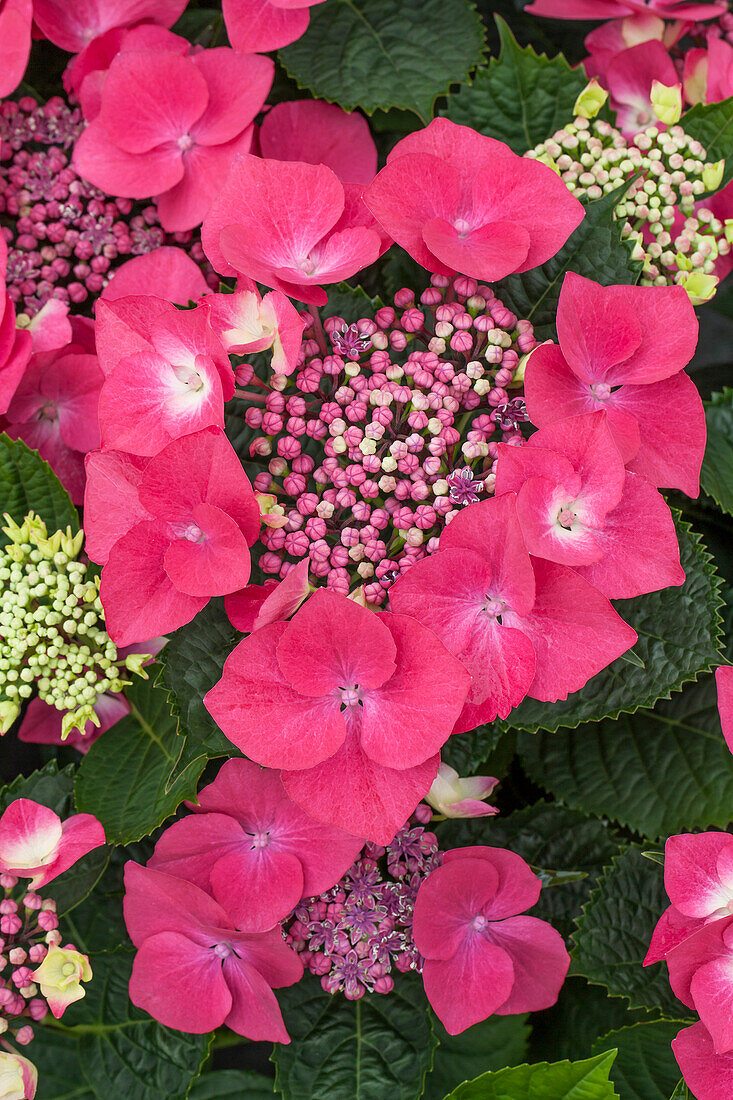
[495,410,685,599]
[148,758,364,932]
[0,799,105,889]
[362,118,584,283]
[413,846,570,1034]
[390,492,638,730]
[95,295,231,456]
[524,272,704,497]
[87,427,261,646]
[205,589,470,843]
[74,47,274,230]
[124,863,303,1040]
[222,0,326,53]
[202,157,384,306]
[665,914,733,1055]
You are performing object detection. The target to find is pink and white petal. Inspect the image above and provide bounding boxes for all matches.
[35,813,107,888]
[27,299,72,354]
[515,475,604,566]
[100,520,207,646]
[574,471,684,599]
[164,502,251,597]
[442,847,542,919]
[664,832,733,918]
[0,800,62,874]
[222,0,311,53]
[191,50,273,146]
[360,612,470,768]
[74,124,184,199]
[204,623,347,769]
[276,588,396,697]
[489,915,570,1014]
[421,938,515,1036]
[130,931,231,1032]
[222,955,292,1043]
[282,730,440,846]
[421,217,530,282]
[412,858,501,960]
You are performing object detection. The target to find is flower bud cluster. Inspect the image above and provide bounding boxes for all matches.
[0,95,217,317]
[283,825,442,1000]
[0,872,60,1043]
[527,115,730,295]
[247,275,536,605]
[0,513,149,738]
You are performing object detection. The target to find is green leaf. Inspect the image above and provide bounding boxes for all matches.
[52,847,110,918]
[75,674,206,844]
[444,17,587,153]
[424,1014,530,1100]
[0,759,75,815]
[669,1080,693,1099]
[571,847,690,1016]
[0,434,78,540]
[439,802,622,939]
[681,95,733,191]
[64,949,210,1100]
[701,389,733,515]
[272,974,437,1100]
[160,599,239,780]
[61,847,135,955]
[442,1050,619,1099]
[492,184,640,342]
[189,1070,276,1098]
[279,0,485,122]
[528,978,655,1065]
[498,516,723,734]
[591,1021,688,1100]
[518,673,733,840]
[31,1028,93,1100]
[316,282,384,324]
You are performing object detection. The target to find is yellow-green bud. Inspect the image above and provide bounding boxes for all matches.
[702,160,725,192]
[650,81,682,125]
[573,80,608,120]
[677,270,719,304]
[0,700,20,734]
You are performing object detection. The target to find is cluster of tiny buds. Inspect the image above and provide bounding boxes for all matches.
[244,274,535,605]
[0,873,60,1044]
[528,116,731,293]
[0,96,217,317]
[0,513,150,738]
[283,825,441,1000]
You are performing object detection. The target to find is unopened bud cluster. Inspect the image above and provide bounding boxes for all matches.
[0,513,148,738]
[246,275,536,605]
[284,824,441,1000]
[528,116,730,298]
[0,873,59,1043]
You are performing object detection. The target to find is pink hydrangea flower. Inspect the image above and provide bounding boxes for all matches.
[390,492,638,729]
[205,287,305,376]
[0,800,105,889]
[673,1022,733,1100]
[5,335,103,505]
[124,863,303,1040]
[148,758,364,932]
[101,247,211,307]
[425,763,499,819]
[258,100,378,186]
[225,559,311,633]
[604,40,680,135]
[74,48,274,231]
[95,296,231,456]
[202,157,384,306]
[222,0,326,53]
[584,13,674,81]
[0,0,32,99]
[0,234,32,415]
[645,831,733,965]
[413,846,570,1034]
[524,272,704,497]
[205,589,470,844]
[362,118,584,283]
[33,0,189,53]
[494,410,685,599]
[526,0,726,19]
[716,666,733,754]
[87,427,261,646]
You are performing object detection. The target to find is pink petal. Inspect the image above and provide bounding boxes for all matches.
[222,954,293,1043]
[204,622,347,769]
[163,501,252,597]
[74,121,185,199]
[0,323,32,416]
[149,813,248,895]
[36,814,106,888]
[33,0,188,52]
[7,420,86,505]
[101,248,210,306]
[421,217,530,282]
[413,858,501,960]
[690,953,733,1054]
[93,295,175,377]
[156,131,255,233]
[210,847,304,932]
[504,558,638,702]
[0,801,62,874]
[359,612,470,768]
[83,450,149,565]
[421,938,515,1035]
[0,0,32,99]
[451,621,536,730]
[40,352,103,454]
[665,916,733,1010]
[17,693,127,753]
[130,931,232,1032]
[665,832,733,918]
[489,915,570,1014]
[644,904,705,966]
[259,100,377,185]
[672,1021,733,1100]
[222,0,311,53]
[190,50,273,147]
[282,727,439,845]
[574,470,684,598]
[494,443,577,500]
[123,862,236,946]
[276,589,396,697]
[100,52,208,154]
[26,299,72,354]
[606,40,679,136]
[225,925,304,989]
[717,667,733,755]
[100,519,207,646]
[442,846,542,919]
[226,559,310,633]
